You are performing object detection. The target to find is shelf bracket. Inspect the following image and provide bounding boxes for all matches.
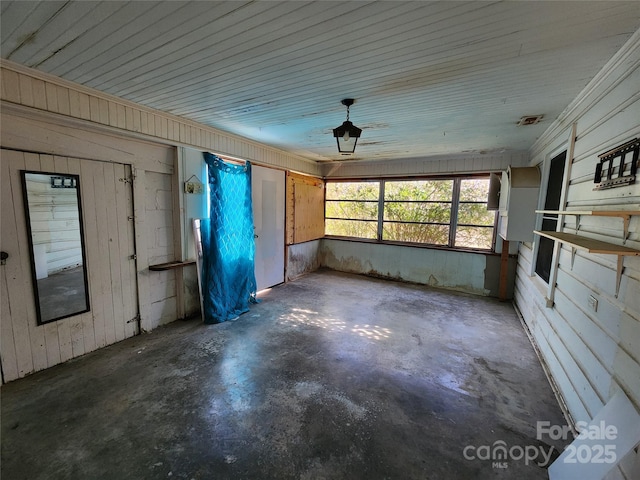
[575,214,581,234]
[570,247,577,270]
[615,256,625,298]
[622,215,630,244]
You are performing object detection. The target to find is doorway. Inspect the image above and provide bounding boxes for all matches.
[251,165,285,291]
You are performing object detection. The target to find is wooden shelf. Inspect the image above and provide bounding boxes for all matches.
[534,231,640,256]
[534,230,639,298]
[535,210,640,242]
[535,210,639,217]
[149,260,196,271]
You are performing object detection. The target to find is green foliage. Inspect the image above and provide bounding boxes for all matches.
[324,178,494,249]
[326,182,378,201]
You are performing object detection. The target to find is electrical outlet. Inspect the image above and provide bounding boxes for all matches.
[588,295,598,312]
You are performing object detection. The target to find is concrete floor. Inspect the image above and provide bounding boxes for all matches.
[1,270,568,479]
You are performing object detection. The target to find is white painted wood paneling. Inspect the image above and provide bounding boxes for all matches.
[0,150,139,381]
[322,152,530,178]
[0,61,319,176]
[2,2,638,163]
[515,32,640,480]
[145,171,178,329]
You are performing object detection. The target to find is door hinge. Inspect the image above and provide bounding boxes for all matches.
[119,176,134,184]
[129,254,137,260]
[127,215,135,221]
[127,314,141,324]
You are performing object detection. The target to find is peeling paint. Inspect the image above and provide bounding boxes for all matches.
[320,239,496,297]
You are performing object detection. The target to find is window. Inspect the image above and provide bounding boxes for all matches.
[383,180,452,245]
[535,151,567,282]
[325,176,496,250]
[455,178,497,249]
[325,182,379,239]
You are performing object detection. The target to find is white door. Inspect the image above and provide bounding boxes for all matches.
[251,165,285,291]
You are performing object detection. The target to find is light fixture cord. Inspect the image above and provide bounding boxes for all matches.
[346,105,350,122]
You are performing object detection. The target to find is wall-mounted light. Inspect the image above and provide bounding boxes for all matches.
[333,98,362,155]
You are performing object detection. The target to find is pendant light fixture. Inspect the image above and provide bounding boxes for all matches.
[333,98,362,155]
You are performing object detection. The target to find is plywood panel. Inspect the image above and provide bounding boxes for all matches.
[294,182,325,244]
[287,172,324,245]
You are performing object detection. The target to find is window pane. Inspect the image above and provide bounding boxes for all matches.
[459,178,490,202]
[326,182,379,201]
[383,222,449,245]
[325,219,377,239]
[384,202,450,223]
[326,201,378,220]
[385,180,453,201]
[457,203,495,226]
[455,226,493,249]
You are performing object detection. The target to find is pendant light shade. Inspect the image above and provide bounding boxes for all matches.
[333,99,362,155]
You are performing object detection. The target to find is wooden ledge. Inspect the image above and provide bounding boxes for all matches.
[149,260,196,271]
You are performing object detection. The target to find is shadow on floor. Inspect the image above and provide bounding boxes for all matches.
[1,270,568,480]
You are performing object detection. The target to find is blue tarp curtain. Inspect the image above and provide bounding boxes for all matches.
[200,153,258,324]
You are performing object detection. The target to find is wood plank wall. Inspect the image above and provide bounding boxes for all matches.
[514,32,640,480]
[0,60,320,177]
[1,151,138,382]
[321,152,530,178]
[0,60,322,382]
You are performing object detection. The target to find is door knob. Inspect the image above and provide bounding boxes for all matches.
[1,251,8,266]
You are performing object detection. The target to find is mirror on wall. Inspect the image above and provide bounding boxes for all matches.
[21,171,90,324]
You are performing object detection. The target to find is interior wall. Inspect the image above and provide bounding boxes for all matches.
[286,240,321,282]
[319,153,526,297]
[0,61,320,380]
[319,239,514,297]
[515,32,640,479]
[145,170,178,327]
[178,147,208,318]
[1,151,141,382]
[322,152,529,178]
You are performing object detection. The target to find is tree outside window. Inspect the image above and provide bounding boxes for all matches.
[325,176,495,250]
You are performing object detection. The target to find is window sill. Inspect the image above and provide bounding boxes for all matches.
[322,235,498,255]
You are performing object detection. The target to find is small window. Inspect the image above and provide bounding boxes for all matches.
[325,182,379,239]
[455,178,495,250]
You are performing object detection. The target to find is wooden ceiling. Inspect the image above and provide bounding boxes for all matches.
[2,1,639,163]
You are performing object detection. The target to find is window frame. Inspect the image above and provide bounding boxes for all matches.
[324,174,497,252]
